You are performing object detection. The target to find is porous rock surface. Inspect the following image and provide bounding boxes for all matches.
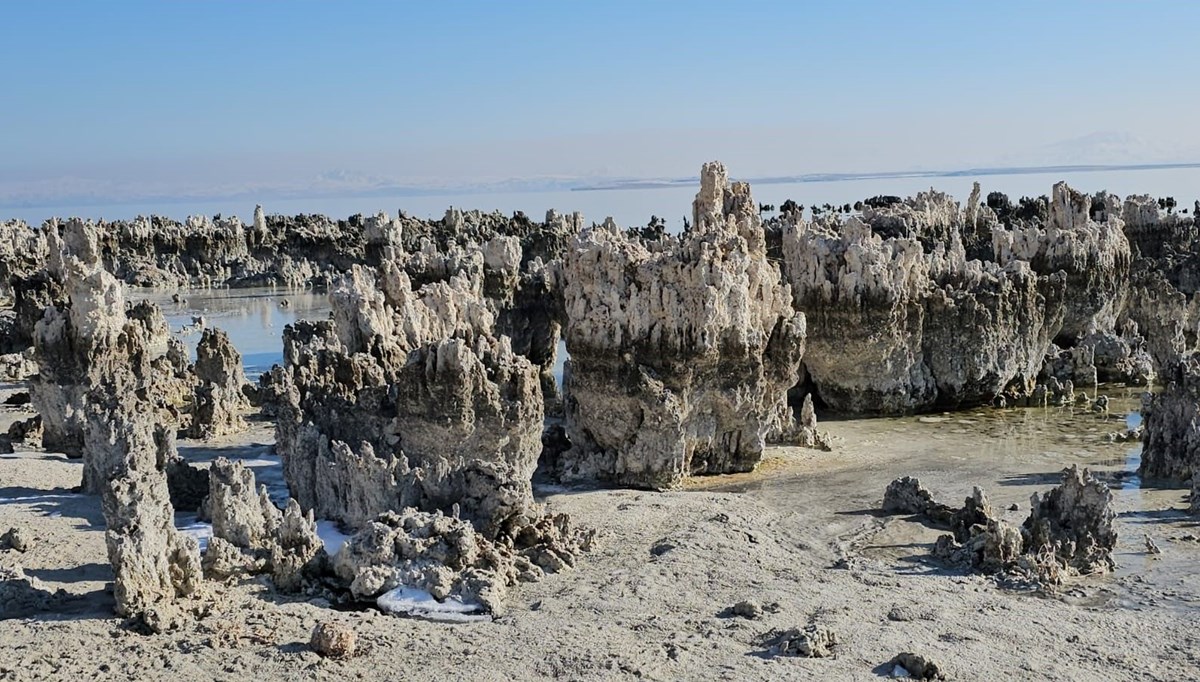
[1190,475,1200,515]
[29,219,192,460]
[1024,465,1117,575]
[783,191,1066,414]
[882,476,950,519]
[1140,352,1200,483]
[274,265,544,533]
[761,625,839,658]
[203,458,325,591]
[310,621,356,659]
[993,182,1131,343]
[270,257,592,613]
[92,389,204,626]
[557,162,808,488]
[24,218,202,626]
[890,652,948,680]
[332,506,588,615]
[1121,196,1200,380]
[188,327,250,439]
[389,207,582,412]
[884,467,1116,581]
[0,219,48,305]
[266,259,594,612]
[10,209,576,413]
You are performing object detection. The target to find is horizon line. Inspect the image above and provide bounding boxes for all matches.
[3,159,1198,214]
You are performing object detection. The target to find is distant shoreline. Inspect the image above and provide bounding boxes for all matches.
[569,161,1200,192]
[5,161,1198,214]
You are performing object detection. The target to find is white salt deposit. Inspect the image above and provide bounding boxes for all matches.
[175,514,213,552]
[315,519,350,557]
[376,586,491,623]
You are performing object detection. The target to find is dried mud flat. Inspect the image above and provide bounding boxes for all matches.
[2,382,1197,682]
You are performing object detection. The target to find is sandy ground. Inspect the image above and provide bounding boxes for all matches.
[2,382,1199,681]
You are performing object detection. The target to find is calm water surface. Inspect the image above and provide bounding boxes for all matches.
[13,167,1200,229]
[130,287,331,378]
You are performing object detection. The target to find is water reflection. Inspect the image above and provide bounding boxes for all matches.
[128,287,332,378]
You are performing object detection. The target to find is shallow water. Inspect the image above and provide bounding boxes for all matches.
[128,287,332,378]
[703,386,1200,615]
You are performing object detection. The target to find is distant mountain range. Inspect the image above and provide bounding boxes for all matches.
[1003,131,1193,168]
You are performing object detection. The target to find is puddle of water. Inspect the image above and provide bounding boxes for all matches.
[711,386,1199,613]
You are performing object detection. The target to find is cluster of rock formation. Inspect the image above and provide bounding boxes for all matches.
[29,220,191,476]
[202,458,325,591]
[378,206,581,413]
[28,219,203,629]
[265,253,592,610]
[883,466,1117,582]
[783,189,1066,413]
[778,178,1173,414]
[1140,353,1200,484]
[272,266,544,531]
[1113,195,1200,494]
[26,220,247,457]
[556,162,813,488]
[0,219,48,305]
[6,162,1198,629]
[3,208,358,290]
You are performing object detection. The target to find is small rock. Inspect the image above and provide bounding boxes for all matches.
[649,542,675,557]
[141,605,182,635]
[1,527,30,552]
[7,415,43,444]
[1007,503,1019,512]
[763,625,838,658]
[731,600,762,619]
[889,652,946,680]
[1144,534,1162,555]
[883,477,938,515]
[887,605,917,622]
[311,621,356,659]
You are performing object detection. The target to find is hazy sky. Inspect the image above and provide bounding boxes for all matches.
[3,1,1199,207]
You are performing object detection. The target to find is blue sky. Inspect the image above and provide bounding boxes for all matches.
[3,1,1198,207]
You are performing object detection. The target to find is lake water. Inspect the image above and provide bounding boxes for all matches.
[131,287,331,379]
[11,166,1200,229]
